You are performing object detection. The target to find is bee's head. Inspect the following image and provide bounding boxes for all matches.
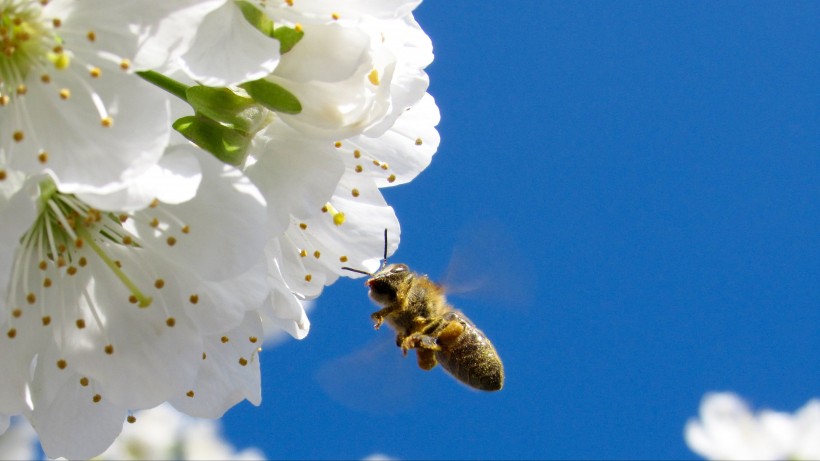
[366,263,412,303]
[341,230,411,304]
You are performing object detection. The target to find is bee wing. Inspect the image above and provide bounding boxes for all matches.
[441,219,536,310]
[313,338,423,415]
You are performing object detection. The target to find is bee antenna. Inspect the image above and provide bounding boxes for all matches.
[342,266,371,276]
[378,228,389,272]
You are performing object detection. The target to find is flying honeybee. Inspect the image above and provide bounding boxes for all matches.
[343,230,504,391]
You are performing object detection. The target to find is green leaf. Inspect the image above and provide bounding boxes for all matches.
[185,86,270,133]
[236,1,274,37]
[273,25,304,54]
[241,79,302,114]
[173,115,252,166]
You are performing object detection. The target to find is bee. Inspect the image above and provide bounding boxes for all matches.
[343,230,504,391]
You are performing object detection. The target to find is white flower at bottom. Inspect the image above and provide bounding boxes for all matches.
[685,392,820,461]
[97,403,266,460]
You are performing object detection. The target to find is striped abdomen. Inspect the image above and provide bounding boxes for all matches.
[435,312,504,391]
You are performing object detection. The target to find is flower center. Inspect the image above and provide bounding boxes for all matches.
[14,179,153,308]
[0,2,63,95]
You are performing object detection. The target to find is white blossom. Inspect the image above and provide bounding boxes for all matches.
[685,392,820,461]
[98,403,266,460]
[0,0,229,195]
[0,146,268,459]
[259,4,433,140]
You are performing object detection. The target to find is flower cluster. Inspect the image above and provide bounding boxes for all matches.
[0,1,437,458]
[685,392,820,460]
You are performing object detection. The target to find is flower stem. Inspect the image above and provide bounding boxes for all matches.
[137,70,189,103]
[76,226,153,307]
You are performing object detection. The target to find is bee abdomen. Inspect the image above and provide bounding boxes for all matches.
[436,318,504,391]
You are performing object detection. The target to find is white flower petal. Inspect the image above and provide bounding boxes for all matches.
[126,152,267,281]
[177,1,281,86]
[171,312,263,418]
[76,144,203,212]
[2,70,171,194]
[26,344,127,460]
[246,126,345,235]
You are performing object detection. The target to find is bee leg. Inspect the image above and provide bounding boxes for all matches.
[400,333,441,355]
[415,348,438,371]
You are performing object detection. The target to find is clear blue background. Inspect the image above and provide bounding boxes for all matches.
[224,2,820,459]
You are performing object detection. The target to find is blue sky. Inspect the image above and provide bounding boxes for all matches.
[223,2,819,459]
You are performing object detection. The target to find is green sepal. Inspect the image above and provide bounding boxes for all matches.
[236,1,275,37]
[241,79,302,114]
[173,116,252,166]
[185,86,269,133]
[273,25,304,54]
